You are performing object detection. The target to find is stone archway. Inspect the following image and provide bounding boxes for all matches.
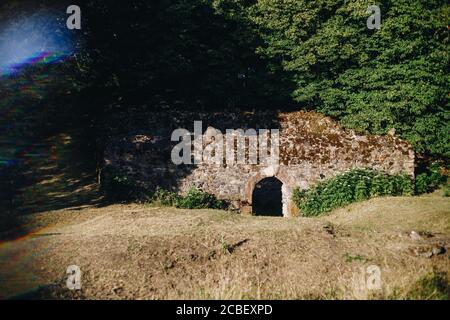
[252,177,283,216]
[243,167,299,217]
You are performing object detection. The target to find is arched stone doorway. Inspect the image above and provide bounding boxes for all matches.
[252,177,283,216]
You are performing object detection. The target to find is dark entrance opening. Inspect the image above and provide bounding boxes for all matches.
[252,177,283,216]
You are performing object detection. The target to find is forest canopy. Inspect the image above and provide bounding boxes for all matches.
[1,0,449,161]
[248,0,449,159]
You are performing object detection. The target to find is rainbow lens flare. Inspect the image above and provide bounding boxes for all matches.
[0,10,75,76]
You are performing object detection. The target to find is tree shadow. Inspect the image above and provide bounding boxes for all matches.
[0,0,295,239]
[0,129,107,241]
[8,280,86,300]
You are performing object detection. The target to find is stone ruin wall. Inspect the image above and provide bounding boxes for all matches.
[104,111,414,216]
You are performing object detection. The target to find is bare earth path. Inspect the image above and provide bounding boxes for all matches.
[0,192,449,300]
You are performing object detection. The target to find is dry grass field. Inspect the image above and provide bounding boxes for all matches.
[0,190,449,300]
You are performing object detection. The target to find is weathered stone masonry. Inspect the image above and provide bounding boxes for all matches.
[104,111,414,216]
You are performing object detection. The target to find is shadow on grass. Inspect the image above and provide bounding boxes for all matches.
[0,131,107,241]
[9,281,86,300]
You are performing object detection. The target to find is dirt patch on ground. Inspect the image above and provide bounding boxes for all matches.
[0,192,449,300]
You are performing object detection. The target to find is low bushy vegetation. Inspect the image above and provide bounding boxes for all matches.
[152,187,228,210]
[151,188,181,207]
[415,162,447,195]
[175,188,228,209]
[101,166,227,209]
[292,169,414,217]
[100,166,151,202]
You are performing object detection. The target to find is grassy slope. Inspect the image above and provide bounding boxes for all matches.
[0,191,449,300]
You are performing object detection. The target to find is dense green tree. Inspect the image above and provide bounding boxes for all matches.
[73,0,292,112]
[250,0,449,159]
[1,0,448,162]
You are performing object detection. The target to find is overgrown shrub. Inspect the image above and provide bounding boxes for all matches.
[444,183,450,197]
[151,188,181,206]
[292,169,414,217]
[102,174,137,201]
[175,187,227,210]
[101,166,149,202]
[101,165,227,209]
[415,162,447,195]
[150,187,227,210]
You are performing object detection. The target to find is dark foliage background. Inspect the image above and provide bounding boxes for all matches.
[0,0,448,183]
[82,0,449,162]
